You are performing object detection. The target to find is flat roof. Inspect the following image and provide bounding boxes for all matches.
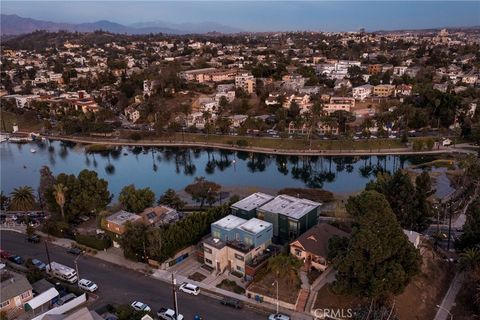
[238,218,272,235]
[212,214,246,231]
[259,195,321,220]
[106,210,141,225]
[231,192,274,211]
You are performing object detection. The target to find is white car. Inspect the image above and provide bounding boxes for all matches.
[131,301,151,312]
[268,314,291,320]
[179,282,200,295]
[78,279,98,292]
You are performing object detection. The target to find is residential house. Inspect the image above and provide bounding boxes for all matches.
[283,94,312,114]
[290,223,349,271]
[395,84,413,96]
[203,215,273,278]
[228,114,248,128]
[235,73,256,94]
[1,271,33,315]
[334,79,352,91]
[125,105,141,123]
[373,84,395,97]
[3,94,40,109]
[282,74,306,91]
[105,210,142,236]
[257,195,321,244]
[316,121,339,135]
[186,112,208,129]
[393,66,408,76]
[324,97,355,114]
[352,84,373,101]
[231,192,274,220]
[403,229,421,249]
[139,205,179,227]
[368,64,382,75]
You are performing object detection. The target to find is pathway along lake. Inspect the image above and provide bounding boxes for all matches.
[0,140,444,199]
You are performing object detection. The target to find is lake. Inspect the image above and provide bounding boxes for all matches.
[0,140,441,200]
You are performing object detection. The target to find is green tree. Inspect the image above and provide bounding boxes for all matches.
[457,197,480,250]
[53,183,68,220]
[459,248,480,271]
[332,191,421,299]
[158,189,185,210]
[119,184,155,213]
[9,186,36,211]
[266,254,302,286]
[39,166,55,202]
[185,177,221,208]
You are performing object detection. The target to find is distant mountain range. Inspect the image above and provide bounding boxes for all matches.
[0,14,243,36]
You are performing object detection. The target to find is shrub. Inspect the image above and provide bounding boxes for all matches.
[425,138,435,150]
[236,139,248,147]
[412,139,424,151]
[75,234,112,250]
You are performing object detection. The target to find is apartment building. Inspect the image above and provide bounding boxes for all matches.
[373,84,395,97]
[203,215,273,277]
[231,193,275,220]
[257,195,321,244]
[324,97,356,114]
[235,73,256,94]
[368,64,383,75]
[352,84,373,100]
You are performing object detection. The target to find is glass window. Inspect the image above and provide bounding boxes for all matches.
[236,265,243,271]
[204,247,212,254]
[212,230,221,239]
[21,291,30,299]
[1,300,10,308]
[234,253,244,261]
[205,258,212,265]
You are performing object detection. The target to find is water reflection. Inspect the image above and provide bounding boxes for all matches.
[0,140,440,198]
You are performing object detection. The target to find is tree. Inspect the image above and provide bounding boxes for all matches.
[9,186,36,211]
[366,170,431,231]
[158,189,185,210]
[39,166,55,203]
[53,183,68,220]
[120,221,150,261]
[266,254,302,286]
[457,197,480,250]
[184,177,221,208]
[459,248,480,271]
[0,191,9,210]
[332,191,421,299]
[119,184,155,213]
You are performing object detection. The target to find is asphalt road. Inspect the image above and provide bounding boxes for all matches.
[1,231,266,320]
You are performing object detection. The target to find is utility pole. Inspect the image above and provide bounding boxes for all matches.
[447,201,453,251]
[74,254,81,280]
[44,241,52,272]
[171,273,179,320]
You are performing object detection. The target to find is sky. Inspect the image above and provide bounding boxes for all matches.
[1,1,479,32]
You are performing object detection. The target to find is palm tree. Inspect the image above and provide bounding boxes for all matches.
[460,248,480,271]
[53,183,68,220]
[9,186,36,211]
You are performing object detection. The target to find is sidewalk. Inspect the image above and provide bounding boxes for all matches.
[434,272,464,320]
[38,232,313,320]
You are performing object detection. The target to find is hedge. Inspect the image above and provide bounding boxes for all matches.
[75,234,112,250]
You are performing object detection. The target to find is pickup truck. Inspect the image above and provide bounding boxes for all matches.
[157,308,184,320]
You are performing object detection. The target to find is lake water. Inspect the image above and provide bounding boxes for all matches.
[0,140,440,199]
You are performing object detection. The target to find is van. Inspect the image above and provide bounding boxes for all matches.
[179,282,200,295]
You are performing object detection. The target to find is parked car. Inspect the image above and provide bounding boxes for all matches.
[179,282,200,296]
[220,297,243,309]
[157,308,184,320]
[8,255,24,265]
[131,301,151,312]
[27,234,41,243]
[31,259,46,270]
[57,293,77,306]
[0,249,11,259]
[78,279,98,292]
[268,314,291,320]
[67,247,82,255]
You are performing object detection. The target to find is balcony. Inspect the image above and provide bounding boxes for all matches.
[226,240,253,253]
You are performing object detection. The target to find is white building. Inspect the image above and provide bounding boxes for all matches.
[352,84,373,101]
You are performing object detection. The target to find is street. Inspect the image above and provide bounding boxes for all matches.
[1,231,266,320]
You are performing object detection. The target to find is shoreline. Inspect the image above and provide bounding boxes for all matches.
[44,134,475,157]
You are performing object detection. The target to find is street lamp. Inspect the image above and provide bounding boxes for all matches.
[272,280,279,314]
[436,304,453,320]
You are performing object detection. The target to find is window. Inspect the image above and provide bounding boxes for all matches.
[234,253,244,261]
[236,265,244,272]
[204,247,212,254]
[295,249,302,257]
[205,258,213,265]
[21,291,30,299]
[212,230,221,239]
[1,300,10,308]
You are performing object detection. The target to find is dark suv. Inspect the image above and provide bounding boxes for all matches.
[27,235,41,243]
[220,297,243,309]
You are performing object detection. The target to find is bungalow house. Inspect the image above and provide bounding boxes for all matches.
[140,205,179,227]
[290,223,349,271]
[105,210,142,236]
[1,271,33,315]
[125,105,141,123]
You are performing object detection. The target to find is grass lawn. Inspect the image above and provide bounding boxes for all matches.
[0,110,43,132]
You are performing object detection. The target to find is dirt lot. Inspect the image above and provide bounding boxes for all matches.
[314,242,455,320]
[248,271,301,304]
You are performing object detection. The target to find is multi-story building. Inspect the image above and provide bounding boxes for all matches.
[231,192,275,220]
[235,73,256,94]
[324,97,355,114]
[203,215,273,277]
[352,84,373,100]
[368,64,383,75]
[257,195,321,244]
[1,271,33,315]
[373,84,395,97]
